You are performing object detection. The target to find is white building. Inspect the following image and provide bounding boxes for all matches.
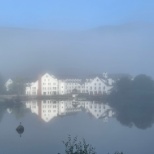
[63,79,85,94]
[40,73,59,95]
[26,81,38,95]
[25,72,114,96]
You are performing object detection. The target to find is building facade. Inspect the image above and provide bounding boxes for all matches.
[25,73,114,96]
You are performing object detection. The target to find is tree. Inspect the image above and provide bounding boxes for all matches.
[108,74,154,129]
[60,135,96,154]
[59,135,124,154]
[9,77,26,95]
[0,74,6,94]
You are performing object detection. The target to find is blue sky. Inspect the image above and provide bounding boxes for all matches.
[0,0,154,29]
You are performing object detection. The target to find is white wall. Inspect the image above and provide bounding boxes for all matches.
[25,73,114,96]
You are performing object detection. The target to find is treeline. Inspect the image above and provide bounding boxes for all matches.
[0,74,26,95]
[108,74,154,129]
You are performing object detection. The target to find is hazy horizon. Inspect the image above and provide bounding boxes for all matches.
[0,1,154,79]
[0,22,154,79]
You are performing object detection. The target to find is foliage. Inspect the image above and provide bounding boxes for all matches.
[59,135,124,154]
[59,135,96,154]
[0,74,6,94]
[109,74,154,129]
[9,77,26,95]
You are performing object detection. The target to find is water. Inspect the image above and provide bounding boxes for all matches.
[0,100,154,154]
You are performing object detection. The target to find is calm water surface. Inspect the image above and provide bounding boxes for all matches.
[0,100,154,154]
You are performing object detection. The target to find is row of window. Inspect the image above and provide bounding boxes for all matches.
[42,105,57,108]
[43,91,57,95]
[42,87,57,90]
[43,110,57,113]
[43,82,57,85]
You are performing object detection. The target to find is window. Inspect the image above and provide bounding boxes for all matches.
[53,105,56,108]
[32,92,36,95]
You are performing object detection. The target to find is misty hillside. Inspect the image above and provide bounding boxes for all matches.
[0,22,154,78]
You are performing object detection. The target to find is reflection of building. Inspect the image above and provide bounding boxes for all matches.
[25,73,114,96]
[25,100,114,122]
[84,102,113,120]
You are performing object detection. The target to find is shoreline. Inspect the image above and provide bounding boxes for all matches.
[0,94,107,102]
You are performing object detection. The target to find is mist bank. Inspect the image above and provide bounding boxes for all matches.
[0,22,154,78]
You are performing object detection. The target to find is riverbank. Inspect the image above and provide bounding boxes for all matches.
[0,94,107,102]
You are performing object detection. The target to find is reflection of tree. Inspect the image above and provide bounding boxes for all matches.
[0,102,6,122]
[0,99,28,121]
[11,101,28,119]
[109,74,154,129]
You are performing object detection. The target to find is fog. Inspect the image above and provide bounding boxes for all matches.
[0,22,154,78]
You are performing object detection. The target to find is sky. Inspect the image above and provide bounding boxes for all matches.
[0,0,154,30]
[0,0,154,78]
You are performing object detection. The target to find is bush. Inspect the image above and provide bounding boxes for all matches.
[59,135,96,154]
[58,135,124,154]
